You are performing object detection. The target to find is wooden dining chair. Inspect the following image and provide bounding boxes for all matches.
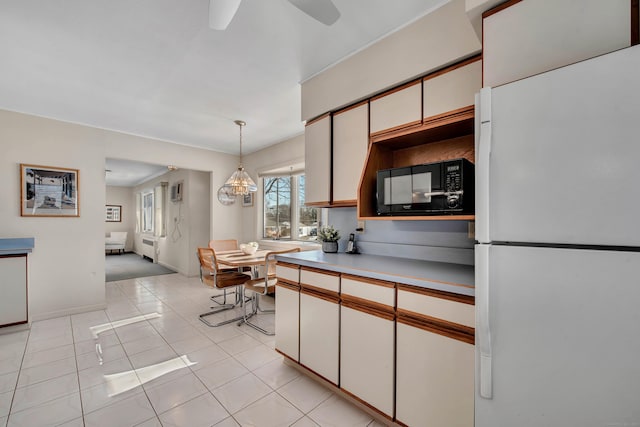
[197,247,251,327]
[240,247,301,335]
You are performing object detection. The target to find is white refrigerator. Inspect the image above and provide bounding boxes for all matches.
[475,45,640,427]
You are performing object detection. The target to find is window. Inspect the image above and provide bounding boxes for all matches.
[263,174,318,241]
[137,183,168,236]
[142,191,154,233]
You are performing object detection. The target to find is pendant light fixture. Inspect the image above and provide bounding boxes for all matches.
[224,119,257,196]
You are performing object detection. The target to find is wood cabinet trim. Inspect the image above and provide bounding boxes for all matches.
[334,100,369,116]
[305,112,331,127]
[276,262,300,270]
[360,214,475,221]
[369,120,423,139]
[397,312,475,345]
[298,363,338,387]
[370,79,421,102]
[341,297,395,321]
[341,274,395,288]
[300,286,340,303]
[330,199,357,207]
[339,387,394,422]
[304,200,331,207]
[422,54,482,82]
[482,0,523,19]
[276,280,300,292]
[633,0,639,45]
[397,284,475,305]
[300,266,341,277]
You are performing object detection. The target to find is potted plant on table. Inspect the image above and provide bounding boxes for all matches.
[317,225,340,253]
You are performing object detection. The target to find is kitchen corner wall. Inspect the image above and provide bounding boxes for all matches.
[328,208,475,265]
[0,108,242,321]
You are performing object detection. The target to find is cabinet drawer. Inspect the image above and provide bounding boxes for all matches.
[370,81,422,135]
[397,287,474,328]
[340,275,394,308]
[300,267,340,293]
[423,58,481,120]
[276,263,299,283]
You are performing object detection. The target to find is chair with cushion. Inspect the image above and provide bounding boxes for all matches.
[197,247,251,327]
[105,231,127,254]
[208,239,247,305]
[240,247,300,335]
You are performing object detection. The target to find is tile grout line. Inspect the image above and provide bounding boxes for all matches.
[68,315,87,427]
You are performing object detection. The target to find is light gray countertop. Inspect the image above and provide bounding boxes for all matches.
[0,238,35,255]
[276,250,474,297]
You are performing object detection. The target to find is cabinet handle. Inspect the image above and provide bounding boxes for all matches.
[476,244,492,399]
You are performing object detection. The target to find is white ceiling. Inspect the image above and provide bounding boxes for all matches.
[1,0,448,184]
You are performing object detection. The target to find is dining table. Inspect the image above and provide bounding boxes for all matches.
[216,249,269,273]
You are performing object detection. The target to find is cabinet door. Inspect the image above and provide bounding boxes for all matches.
[332,102,368,204]
[275,283,299,361]
[299,292,339,385]
[423,59,481,120]
[483,0,631,87]
[396,321,474,427]
[340,306,394,418]
[0,255,28,327]
[370,81,422,135]
[304,114,332,206]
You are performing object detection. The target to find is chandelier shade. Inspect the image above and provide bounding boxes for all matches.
[225,120,258,196]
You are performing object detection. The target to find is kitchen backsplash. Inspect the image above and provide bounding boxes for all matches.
[327,207,474,265]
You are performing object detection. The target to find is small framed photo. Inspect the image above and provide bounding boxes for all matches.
[20,164,79,217]
[242,193,254,207]
[106,205,122,222]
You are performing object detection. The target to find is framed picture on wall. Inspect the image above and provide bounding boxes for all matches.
[20,164,79,217]
[242,193,253,207]
[105,205,122,222]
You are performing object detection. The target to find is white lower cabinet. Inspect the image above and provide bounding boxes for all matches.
[396,320,474,427]
[299,290,340,385]
[274,282,299,361]
[0,255,28,327]
[340,305,394,418]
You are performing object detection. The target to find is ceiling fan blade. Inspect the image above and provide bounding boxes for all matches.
[287,0,340,26]
[209,0,242,30]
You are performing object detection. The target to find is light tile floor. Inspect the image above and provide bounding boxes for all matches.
[0,273,386,427]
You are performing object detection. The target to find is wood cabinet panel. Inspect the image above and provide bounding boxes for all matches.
[300,267,340,293]
[423,59,481,119]
[370,81,422,135]
[299,292,340,385]
[275,264,299,283]
[397,288,475,328]
[304,114,332,206]
[340,275,394,308]
[340,306,394,418]
[333,102,368,204]
[396,322,474,427]
[275,284,300,361]
[0,255,28,327]
[483,0,631,87]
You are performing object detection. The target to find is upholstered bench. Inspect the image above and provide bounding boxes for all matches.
[105,231,127,254]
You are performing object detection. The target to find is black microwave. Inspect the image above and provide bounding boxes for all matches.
[376,158,474,216]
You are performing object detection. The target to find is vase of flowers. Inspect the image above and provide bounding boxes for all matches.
[317,225,340,253]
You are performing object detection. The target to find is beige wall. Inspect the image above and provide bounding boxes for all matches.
[0,109,241,321]
[105,186,135,252]
[301,0,482,121]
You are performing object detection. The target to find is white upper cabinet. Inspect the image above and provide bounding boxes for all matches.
[304,114,331,206]
[423,58,482,119]
[370,81,422,134]
[483,0,632,87]
[332,102,369,204]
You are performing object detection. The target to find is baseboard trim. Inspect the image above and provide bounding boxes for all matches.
[30,303,108,322]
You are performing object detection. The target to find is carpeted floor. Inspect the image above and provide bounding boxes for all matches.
[105,252,176,282]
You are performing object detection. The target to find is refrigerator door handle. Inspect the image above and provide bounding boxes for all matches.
[476,244,493,399]
[476,88,492,244]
